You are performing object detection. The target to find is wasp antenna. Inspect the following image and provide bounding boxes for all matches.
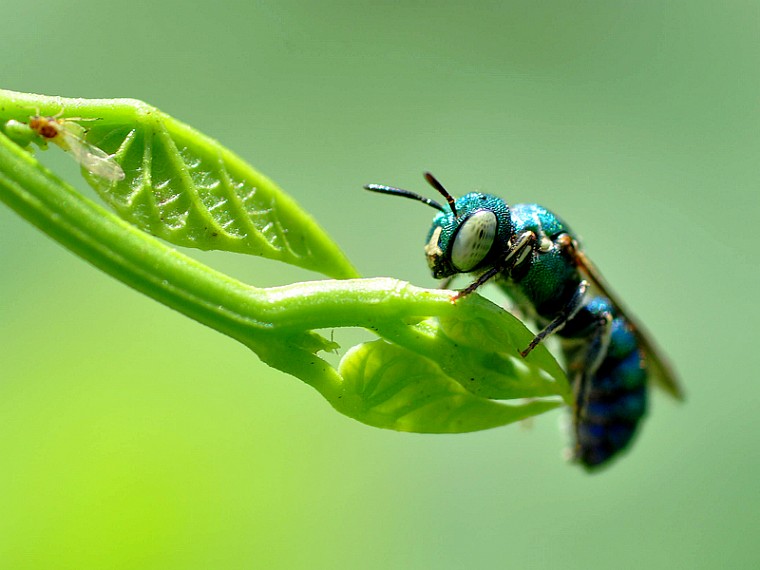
[363,183,446,213]
[423,172,458,217]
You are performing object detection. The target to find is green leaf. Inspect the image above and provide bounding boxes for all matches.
[435,304,569,400]
[0,89,357,279]
[337,340,563,432]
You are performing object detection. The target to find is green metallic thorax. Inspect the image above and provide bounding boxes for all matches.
[502,203,581,320]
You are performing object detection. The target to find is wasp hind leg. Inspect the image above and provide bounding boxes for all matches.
[571,306,614,423]
[569,297,645,470]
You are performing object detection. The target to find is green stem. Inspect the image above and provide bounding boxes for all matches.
[0,132,266,338]
[0,129,461,333]
[0,127,490,409]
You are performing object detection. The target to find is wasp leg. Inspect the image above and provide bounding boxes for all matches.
[570,304,613,458]
[454,264,502,299]
[520,280,589,357]
[454,230,537,299]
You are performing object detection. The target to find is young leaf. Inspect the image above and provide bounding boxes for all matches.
[0,89,357,279]
[337,340,563,432]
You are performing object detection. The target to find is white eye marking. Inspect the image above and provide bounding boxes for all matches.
[451,210,497,272]
[539,236,553,252]
[425,226,443,255]
[424,226,444,268]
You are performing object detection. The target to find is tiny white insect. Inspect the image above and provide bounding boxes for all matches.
[28,115,125,182]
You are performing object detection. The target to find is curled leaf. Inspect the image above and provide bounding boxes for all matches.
[436,308,570,402]
[0,89,357,279]
[337,340,563,433]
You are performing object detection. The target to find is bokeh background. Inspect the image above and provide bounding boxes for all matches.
[1,2,758,568]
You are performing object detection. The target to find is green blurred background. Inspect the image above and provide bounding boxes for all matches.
[1,1,757,568]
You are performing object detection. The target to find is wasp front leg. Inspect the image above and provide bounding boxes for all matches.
[454,230,537,299]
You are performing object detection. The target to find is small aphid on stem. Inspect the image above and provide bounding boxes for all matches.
[28,115,125,182]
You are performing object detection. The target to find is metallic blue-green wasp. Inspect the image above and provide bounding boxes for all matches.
[365,172,683,470]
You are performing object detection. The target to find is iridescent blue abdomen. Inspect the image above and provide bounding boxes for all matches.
[560,298,648,468]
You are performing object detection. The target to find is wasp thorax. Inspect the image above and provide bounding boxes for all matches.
[450,210,497,272]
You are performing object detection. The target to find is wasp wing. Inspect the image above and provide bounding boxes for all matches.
[572,246,684,401]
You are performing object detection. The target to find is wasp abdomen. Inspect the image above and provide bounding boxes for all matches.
[572,312,649,468]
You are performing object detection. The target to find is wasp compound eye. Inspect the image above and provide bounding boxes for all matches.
[450,210,497,272]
